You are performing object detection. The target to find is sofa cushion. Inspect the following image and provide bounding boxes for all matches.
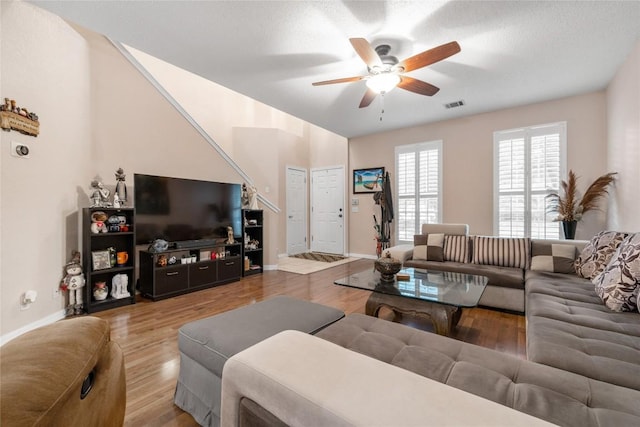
[413,233,444,261]
[575,230,628,279]
[526,274,640,390]
[593,233,640,312]
[404,260,524,290]
[316,313,640,427]
[530,241,577,274]
[421,223,468,236]
[472,236,530,269]
[443,235,469,263]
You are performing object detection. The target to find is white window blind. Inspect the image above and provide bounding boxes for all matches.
[494,122,566,238]
[395,141,442,243]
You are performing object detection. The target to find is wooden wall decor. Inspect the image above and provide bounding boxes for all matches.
[0,98,39,137]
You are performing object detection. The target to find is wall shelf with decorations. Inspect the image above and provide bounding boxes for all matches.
[82,207,136,313]
[242,209,263,276]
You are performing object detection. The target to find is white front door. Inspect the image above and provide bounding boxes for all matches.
[311,166,344,255]
[286,166,307,255]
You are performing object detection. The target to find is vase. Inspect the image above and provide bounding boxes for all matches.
[374,255,402,281]
[562,220,577,240]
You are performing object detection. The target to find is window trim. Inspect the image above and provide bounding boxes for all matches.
[395,140,443,244]
[493,121,567,238]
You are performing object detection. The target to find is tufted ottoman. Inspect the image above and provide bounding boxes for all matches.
[173,296,344,427]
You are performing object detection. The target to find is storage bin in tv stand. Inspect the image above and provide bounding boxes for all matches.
[139,242,242,301]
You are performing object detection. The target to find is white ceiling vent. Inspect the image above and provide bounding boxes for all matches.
[444,100,465,109]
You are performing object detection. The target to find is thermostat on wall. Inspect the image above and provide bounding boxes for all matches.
[11,141,30,158]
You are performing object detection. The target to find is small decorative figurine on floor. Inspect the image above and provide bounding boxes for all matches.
[60,250,85,315]
[115,167,127,207]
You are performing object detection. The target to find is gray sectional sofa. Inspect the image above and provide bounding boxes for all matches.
[216,224,640,426]
[393,223,591,313]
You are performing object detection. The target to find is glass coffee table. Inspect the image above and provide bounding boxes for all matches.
[334,268,488,336]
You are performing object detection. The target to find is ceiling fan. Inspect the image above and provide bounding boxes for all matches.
[312,38,461,108]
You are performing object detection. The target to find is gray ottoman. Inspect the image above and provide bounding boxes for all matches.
[174,296,345,427]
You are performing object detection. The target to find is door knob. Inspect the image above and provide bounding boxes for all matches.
[338,214,343,218]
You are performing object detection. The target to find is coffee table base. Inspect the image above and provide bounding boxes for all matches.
[366,293,462,336]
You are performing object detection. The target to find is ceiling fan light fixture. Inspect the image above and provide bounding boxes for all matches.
[366,73,401,94]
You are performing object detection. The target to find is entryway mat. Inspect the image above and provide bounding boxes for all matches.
[290,252,345,263]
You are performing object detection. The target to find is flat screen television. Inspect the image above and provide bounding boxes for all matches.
[134,173,242,246]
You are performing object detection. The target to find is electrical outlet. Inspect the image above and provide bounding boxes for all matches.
[52,288,61,299]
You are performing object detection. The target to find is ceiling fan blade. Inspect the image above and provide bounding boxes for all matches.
[398,41,461,73]
[312,76,366,86]
[350,38,382,68]
[359,88,377,108]
[398,76,440,96]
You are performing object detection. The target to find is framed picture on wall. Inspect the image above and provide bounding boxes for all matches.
[353,167,384,194]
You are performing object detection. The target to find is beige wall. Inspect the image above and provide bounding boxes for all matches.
[606,40,640,232]
[1,2,348,339]
[1,1,92,338]
[128,48,348,263]
[348,92,608,257]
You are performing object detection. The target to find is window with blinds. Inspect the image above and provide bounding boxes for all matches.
[494,122,566,238]
[395,141,442,243]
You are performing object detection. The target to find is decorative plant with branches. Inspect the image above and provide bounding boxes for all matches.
[546,170,617,222]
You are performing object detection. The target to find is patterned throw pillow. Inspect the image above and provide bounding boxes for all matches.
[530,242,577,274]
[472,236,531,269]
[444,235,469,263]
[593,233,640,312]
[413,233,445,262]
[575,231,629,279]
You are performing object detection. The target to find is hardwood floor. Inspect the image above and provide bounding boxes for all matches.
[93,258,526,426]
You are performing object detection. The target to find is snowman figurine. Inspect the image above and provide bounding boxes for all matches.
[60,251,86,315]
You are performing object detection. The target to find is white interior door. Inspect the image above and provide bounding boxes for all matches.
[286,166,307,255]
[311,166,344,255]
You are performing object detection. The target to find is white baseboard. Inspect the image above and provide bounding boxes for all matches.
[264,264,278,271]
[348,253,376,260]
[0,309,67,347]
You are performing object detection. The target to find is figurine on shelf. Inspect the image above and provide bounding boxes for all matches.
[247,184,258,210]
[93,281,108,301]
[226,225,235,244]
[241,183,250,208]
[89,179,112,208]
[111,274,131,299]
[60,250,86,315]
[90,211,108,234]
[115,167,127,207]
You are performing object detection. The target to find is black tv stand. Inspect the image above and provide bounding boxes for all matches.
[139,241,242,300]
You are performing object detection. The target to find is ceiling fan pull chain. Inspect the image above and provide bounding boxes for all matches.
[380,93,385,122]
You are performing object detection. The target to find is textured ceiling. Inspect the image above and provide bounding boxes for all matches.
[30,1,640,138]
